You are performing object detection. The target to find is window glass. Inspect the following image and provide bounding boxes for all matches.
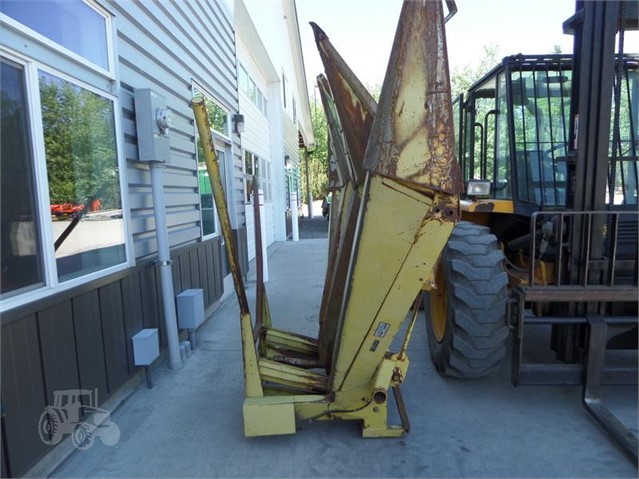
[198,149,222,236]
[39,71,125,281]
[285,174,291,205]
[282,74,287,108]
[257,90,263,111]
[292,97,297,123]
[239,66,267,117]
[511,68,570,206]
[608,65,637,205]
[495,73,511,198]
[260,158,272,202]
[1,59,44,297]
[204,98,228,137]
[238,65,249,94]
[244,151,253,175]
[1,1,109,70]
[243,151,264,204]
[244,152,253,203]
[248,79,257,103]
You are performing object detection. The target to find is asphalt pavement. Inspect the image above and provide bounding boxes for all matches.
[299,215,329,239]
[51,231,637,478]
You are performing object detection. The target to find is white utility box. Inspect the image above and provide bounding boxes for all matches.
[132,328,160,366]
[176,288,205,330]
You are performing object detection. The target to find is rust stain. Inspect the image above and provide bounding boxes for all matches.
[270,355,323,369]
[362,1,463,195]
[318,74,353,186]
[474,202,495,212]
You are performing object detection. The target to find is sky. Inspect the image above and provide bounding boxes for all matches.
[296,0,579,96]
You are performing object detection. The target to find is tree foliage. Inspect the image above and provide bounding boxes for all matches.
[300,83,381,203]
[450,44,501,98]
[300,98,330,201]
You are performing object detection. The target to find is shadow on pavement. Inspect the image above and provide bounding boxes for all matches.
[299,216,329,239]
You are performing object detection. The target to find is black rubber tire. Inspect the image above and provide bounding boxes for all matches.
[425,221,509,379]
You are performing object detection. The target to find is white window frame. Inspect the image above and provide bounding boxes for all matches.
[0,47,133,313]
[259,157,273,203]
[243,150,257,205]
[0,0,115,79]
[196,140,227,241]
[243,150,272,204]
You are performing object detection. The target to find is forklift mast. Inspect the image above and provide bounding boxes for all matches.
[525,0,638,462]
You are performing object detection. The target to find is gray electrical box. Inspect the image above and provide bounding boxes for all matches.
[132,328,159,366]
[133,88,173,162]
[176,289,205,330]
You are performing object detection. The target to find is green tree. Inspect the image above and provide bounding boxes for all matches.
[300,95,330,201]
[301,82,383,203]
[450,44,500,98]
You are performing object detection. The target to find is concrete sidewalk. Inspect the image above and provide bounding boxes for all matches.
[53,238,637,478]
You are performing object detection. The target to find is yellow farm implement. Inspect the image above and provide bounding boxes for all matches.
[192,0,461,437]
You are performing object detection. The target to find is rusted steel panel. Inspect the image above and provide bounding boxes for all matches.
[317,74,352,187]
[327,137,341,190]
[311,22,376,187]
[363,0,463,195]
[318,187,362,368]
[253,177,264,341]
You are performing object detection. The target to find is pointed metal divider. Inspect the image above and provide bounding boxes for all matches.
[192,0,460,438]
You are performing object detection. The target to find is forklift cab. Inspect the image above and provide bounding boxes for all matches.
[454,54,638,216]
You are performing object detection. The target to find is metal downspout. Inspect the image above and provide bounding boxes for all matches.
[150,162,182,370]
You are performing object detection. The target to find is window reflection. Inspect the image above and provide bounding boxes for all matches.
[205,98,228,137]
[0,59,44,297]
[39,71,125,281]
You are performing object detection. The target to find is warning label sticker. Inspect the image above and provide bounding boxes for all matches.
[374,322,390,338]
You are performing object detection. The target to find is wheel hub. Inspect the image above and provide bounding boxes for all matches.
[430,262,447,343]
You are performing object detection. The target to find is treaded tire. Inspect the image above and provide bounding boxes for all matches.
[38,408,63,445]
[425,221,509,378]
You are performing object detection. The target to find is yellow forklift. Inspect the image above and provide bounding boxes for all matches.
[422,0,638,463]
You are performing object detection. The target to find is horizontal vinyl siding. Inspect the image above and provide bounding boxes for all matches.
[282,112,299,164]
[240,96,271,159]
[108,0,241,258]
